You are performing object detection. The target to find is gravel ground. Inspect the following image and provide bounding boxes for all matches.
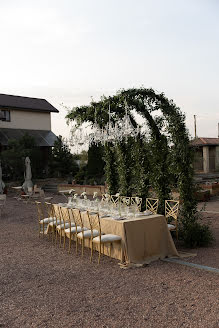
[0,195,219,328]
[174,213,219,269]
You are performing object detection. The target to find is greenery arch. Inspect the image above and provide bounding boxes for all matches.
[66,87,214,247]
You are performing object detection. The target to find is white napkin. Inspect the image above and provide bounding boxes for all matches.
[143,210,153,216]
[112,216,126,221]
[58,203,67,207]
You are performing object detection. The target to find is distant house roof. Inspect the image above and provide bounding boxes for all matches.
[0,93,59,113]
[0,128,58,147]
[190,137,219,147]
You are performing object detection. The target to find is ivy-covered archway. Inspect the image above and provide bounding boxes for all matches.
[66,87,215,247]
[66,88,196,229]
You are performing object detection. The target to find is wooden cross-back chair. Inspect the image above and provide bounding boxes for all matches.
[76,210,102,257]
[35,201,48,238]
[51,204,63,244]
[131,197,142,212]
[165,200,180,240]
[88,211,121,264]
[120,196,131,207]
[44,202,56,242]
[65,208,88,254]
[101,194,110,203]
[58,206,73,249]
[146,198,159,214]
[110,195,120,207]
[21,187,33,203]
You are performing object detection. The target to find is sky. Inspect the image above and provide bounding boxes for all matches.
[0,0,219,142]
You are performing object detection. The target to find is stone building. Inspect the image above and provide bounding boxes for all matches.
[191,138,219,173]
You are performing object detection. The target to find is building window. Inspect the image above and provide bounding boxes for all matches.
[0,110,11,122]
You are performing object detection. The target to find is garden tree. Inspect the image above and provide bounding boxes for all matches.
[73,150,88,184]
[73,146,105,185]
[50,136,79,178]
[86,143,105,184]
[115,138,135,196]
[130,136,150,200]
[0,133,43,180]
[66,87,213,247]
[103,143,119,194]
[74,150,88,165]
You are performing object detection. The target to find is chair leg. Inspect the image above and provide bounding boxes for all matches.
[63,232,66,249]
[90,241,93,262]
[52,225,54,243]
[59,229,62,247]
[76,236,78,254]
[81,238,84,257]
[68,233,71,253]
[38,223,41,238]
[98,242,101,264]
[55,229,57,245]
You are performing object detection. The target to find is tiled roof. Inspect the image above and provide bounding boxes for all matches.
[190,138,219,146]
[0,93,59,113]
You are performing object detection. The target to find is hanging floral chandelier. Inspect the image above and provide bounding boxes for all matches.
[64,100,142,148]
[89,100,141,146]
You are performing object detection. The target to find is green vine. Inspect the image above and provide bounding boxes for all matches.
[66,87,213,246]
[103,143,118,194]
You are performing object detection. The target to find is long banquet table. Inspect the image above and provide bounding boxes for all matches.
[76,210,179,265]
[47,203,179,264]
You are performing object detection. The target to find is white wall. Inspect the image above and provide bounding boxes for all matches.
[0,110,51,130]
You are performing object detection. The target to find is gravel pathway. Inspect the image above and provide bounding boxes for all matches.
[0,196,218,328]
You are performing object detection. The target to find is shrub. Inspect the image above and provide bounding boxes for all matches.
[180,221,214,248]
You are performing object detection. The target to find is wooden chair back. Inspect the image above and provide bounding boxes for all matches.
[44,202,53,218]
[110,195,120,207]
[35,201,44,222]
[71,208,84,228]
[59,207,71,227]
[101,194,110,202]
[88,211,101,235]
[120,196,131,207]
[146,198,159,214]
[131,197,142,212]
[165,200,179,222]
[52,204,61,221]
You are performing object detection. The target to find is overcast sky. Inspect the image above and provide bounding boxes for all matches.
[0,0,219,141]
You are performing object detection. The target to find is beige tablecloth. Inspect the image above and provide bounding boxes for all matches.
[48,205,179,264]
[81,212,179,265]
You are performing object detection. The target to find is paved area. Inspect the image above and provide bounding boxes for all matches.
[0,195,218,328]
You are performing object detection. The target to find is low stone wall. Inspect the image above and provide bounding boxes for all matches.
[200,183,219,195]
[194,190,211,202]
[58,184,107,197]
